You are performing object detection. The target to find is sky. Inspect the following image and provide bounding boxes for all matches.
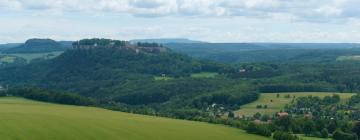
[1,0,360,43]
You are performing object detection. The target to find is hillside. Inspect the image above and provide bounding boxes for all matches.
[0,38,258,120]
[0,97,269,140]
[3,39,67,53]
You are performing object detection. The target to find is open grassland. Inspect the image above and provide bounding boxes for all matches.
[0,97,270,140]
[6,51,63,62]
[235,92,355,117]
[191,72,219,78]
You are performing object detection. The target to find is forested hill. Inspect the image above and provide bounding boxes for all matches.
[2,38,69,53]
[0,39,257,117]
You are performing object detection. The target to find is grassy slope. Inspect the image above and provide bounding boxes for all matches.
[0,97,269,140]
[235,92,355,117]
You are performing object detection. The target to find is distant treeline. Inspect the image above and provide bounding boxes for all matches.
[0,87,95,106]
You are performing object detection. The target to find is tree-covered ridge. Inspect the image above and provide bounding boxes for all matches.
[73,38,127,47]
[0,38,255,119]
[3,38,67,53]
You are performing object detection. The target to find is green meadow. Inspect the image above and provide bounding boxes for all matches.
[0,97,270,140]
[235,92,355,117]
[191,72,219,78]
[6,51,64,62]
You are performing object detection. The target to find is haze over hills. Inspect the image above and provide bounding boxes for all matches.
[130,38,206,44]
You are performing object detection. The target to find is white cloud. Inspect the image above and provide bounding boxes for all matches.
[0,0,358,21]
[1,0,360,43]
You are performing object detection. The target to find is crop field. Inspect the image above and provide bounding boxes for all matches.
[6,51,63,62]
[191,72,219,78]
[0,97,270,140]
[235,92,355,117]
[0,56,17,63]
[337,55,360,61]
[154,76,174,81]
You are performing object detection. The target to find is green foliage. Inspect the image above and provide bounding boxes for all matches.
[245,122,272,137]
[5,87,95,106]
[273,131,299,140]
[333,129,358,140]
[320,128,329,138]
[73,38,127,46]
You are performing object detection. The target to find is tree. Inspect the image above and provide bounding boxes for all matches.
[245,122,272,137]
[264,105,268,109]
[273,131,299,140]
[320,128,329,138]
[302,119,316,136]
[228,111,235,118]
[333,129,358,140]
[253,112,262,119]
[352,121,360,137]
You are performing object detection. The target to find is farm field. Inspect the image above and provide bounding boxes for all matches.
[4,51,63,62]
[337,55,360,61]
[0,56,17,63]
[191,72,219,78]
[235,92,356,117]
[0,97,270,140]
[154,76,174,81]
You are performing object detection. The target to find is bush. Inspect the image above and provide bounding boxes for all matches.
[273,131,299,140]
[333,129,358,140]
[320,128,329,138]
[6,87,95,106]
[245,122,272,137]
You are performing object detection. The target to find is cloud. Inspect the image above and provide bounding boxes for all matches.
[0,0,358,22]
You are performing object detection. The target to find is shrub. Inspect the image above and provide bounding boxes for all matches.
[320,128,329,138]
[273,131,299,140]
[333,129,358,140]
[245,122,272,137]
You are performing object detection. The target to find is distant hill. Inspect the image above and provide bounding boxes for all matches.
[0,38,237,102]
[165,43,360,63]
[0,43,22,51]
[254,43,360,49]
[130,38,205,44]
[2,39,69,53]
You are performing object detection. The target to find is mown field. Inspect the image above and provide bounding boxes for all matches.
[190,72,219,78]
[0,97,270,140]
[5,51,63,62]
[235,92,355,117]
